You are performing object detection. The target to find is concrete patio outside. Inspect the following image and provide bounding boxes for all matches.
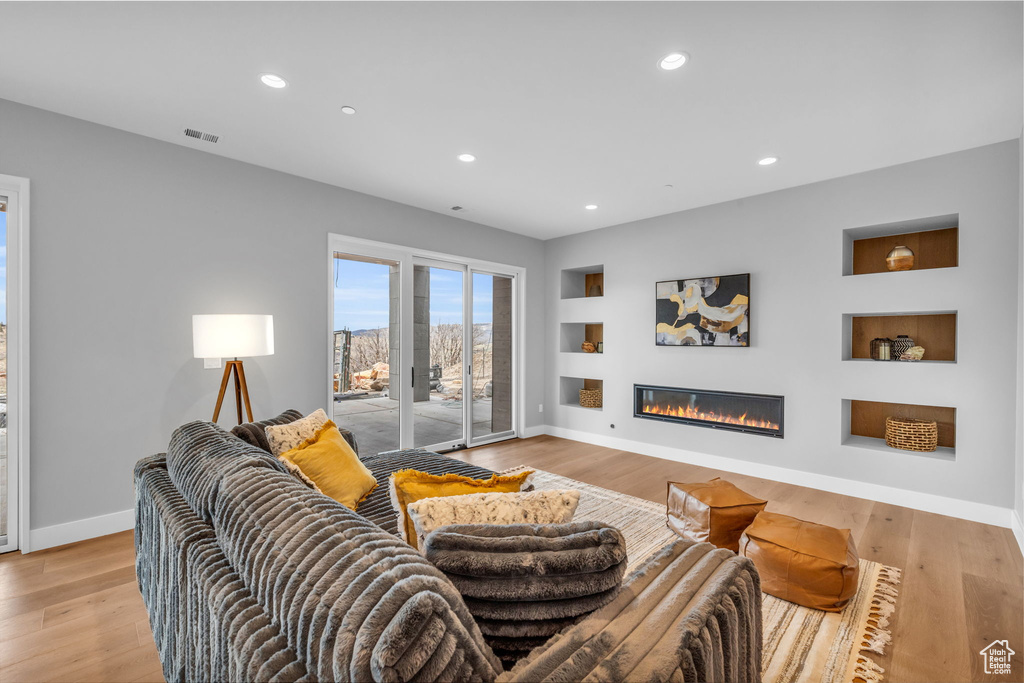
[334,394,493,456]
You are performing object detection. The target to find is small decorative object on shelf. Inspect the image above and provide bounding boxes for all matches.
[579,387,603,408]
[885,245,915,271]
[870,337,894,361]
[597,341,604,353]
[588,284,603,297]
[899,345,926,361]
[891,335,915,359]
[885,416,938,452]
[581,341,597,353]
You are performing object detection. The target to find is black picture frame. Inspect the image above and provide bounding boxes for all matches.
[655,273,750,347]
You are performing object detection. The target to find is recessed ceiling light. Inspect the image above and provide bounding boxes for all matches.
[585,204,598,210]
[664,184,674,189]
[260,73,287,89]
[458,153,477,163]
[758,156,779,166]
[341,106,356,115]
[658,52,689,70]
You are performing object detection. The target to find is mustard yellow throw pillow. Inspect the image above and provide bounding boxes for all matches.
[389,469,534,550]
[280,420,377,511]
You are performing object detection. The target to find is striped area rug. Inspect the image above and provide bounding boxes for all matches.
[502,466,901,683]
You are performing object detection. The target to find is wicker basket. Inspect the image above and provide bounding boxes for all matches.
[579,388,603,409]
[884,416,938,452]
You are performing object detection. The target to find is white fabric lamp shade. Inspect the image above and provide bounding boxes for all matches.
[193,314,274,358]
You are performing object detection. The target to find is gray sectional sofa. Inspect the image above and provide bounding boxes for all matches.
[135,419,762,682]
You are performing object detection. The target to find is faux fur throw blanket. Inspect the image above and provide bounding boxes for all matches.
[408,489,580,550]
[424,522,628,667]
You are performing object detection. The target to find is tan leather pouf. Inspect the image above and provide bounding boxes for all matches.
[739,511,860,612]
[666,478,767,552]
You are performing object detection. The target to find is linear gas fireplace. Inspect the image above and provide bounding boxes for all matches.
[634,384,784,438]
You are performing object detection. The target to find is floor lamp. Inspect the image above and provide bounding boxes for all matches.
[193,314,275,425]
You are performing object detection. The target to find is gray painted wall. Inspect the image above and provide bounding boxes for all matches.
[0,98,546,530]
[1017,132,1023,524]
[546,141,1021,509]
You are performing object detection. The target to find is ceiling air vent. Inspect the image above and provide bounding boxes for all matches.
[184,128,220,144]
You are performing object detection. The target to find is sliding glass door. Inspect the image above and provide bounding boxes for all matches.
[332,252,402,456]
[0,180,22,554]
[0,197,8,551]
[330,237,520,455]
[412,261,465,451]
[469,271,515,445]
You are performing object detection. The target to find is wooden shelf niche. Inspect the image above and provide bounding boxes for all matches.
[842,213,958,276]
[559,322,604,353]
[843,399,955,459]
[843,311,956,362]
[559,376,603,410]
[560,265,604,299]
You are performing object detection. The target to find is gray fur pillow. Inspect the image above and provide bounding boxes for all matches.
[423,521,627,667]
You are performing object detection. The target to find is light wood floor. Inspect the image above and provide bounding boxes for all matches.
[0,434,1021,683]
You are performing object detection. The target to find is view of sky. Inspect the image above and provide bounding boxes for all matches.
[333,257,492,332]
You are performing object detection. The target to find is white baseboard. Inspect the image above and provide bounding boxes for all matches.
[29,508,135,552]
[1012,511,1024,556]
[542,425,1016,529]
[521,425,547,439]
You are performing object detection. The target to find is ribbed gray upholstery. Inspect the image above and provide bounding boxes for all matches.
[499,540,763,683]
[135,455,308,682]
[137,426,503,683]
[166,420,289,523]
[137,425,762,683]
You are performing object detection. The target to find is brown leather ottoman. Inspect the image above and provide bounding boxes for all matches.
[739,511,860,612]
[666,478,767,552]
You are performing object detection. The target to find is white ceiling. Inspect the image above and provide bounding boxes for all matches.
[2,2,1021,240]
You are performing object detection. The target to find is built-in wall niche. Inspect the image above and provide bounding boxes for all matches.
[842,399,955,460]
[842,214,958,276]
[559,376,603,410]
[841,311,957,362]
[560,265,604,299]
[559,322,604,353]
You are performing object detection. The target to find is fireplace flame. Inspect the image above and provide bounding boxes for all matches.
[641,402,779,431]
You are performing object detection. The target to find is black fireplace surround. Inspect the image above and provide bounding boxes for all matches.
[634,384,784,438]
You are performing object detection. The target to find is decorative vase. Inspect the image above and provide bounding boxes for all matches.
[870,337,894,361]
[581,341,597,353]
[588,284,603,297]
[892,335,915,360]
[886,245,915,271]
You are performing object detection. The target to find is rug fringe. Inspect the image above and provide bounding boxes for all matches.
[853,656,886,682]
[852,563,902,681]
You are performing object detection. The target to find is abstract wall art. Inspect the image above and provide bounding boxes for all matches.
[656,273,750,346]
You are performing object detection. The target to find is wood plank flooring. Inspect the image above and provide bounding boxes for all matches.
[0,434,1020,683]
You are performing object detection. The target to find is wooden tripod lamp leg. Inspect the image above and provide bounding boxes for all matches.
[232,361,243,425]
[236,361,255,423]
[211,359,257,426]
[212,362,233,423]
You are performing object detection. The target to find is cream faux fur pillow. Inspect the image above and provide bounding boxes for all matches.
[407,489,580,551]
[265,408,328,456]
